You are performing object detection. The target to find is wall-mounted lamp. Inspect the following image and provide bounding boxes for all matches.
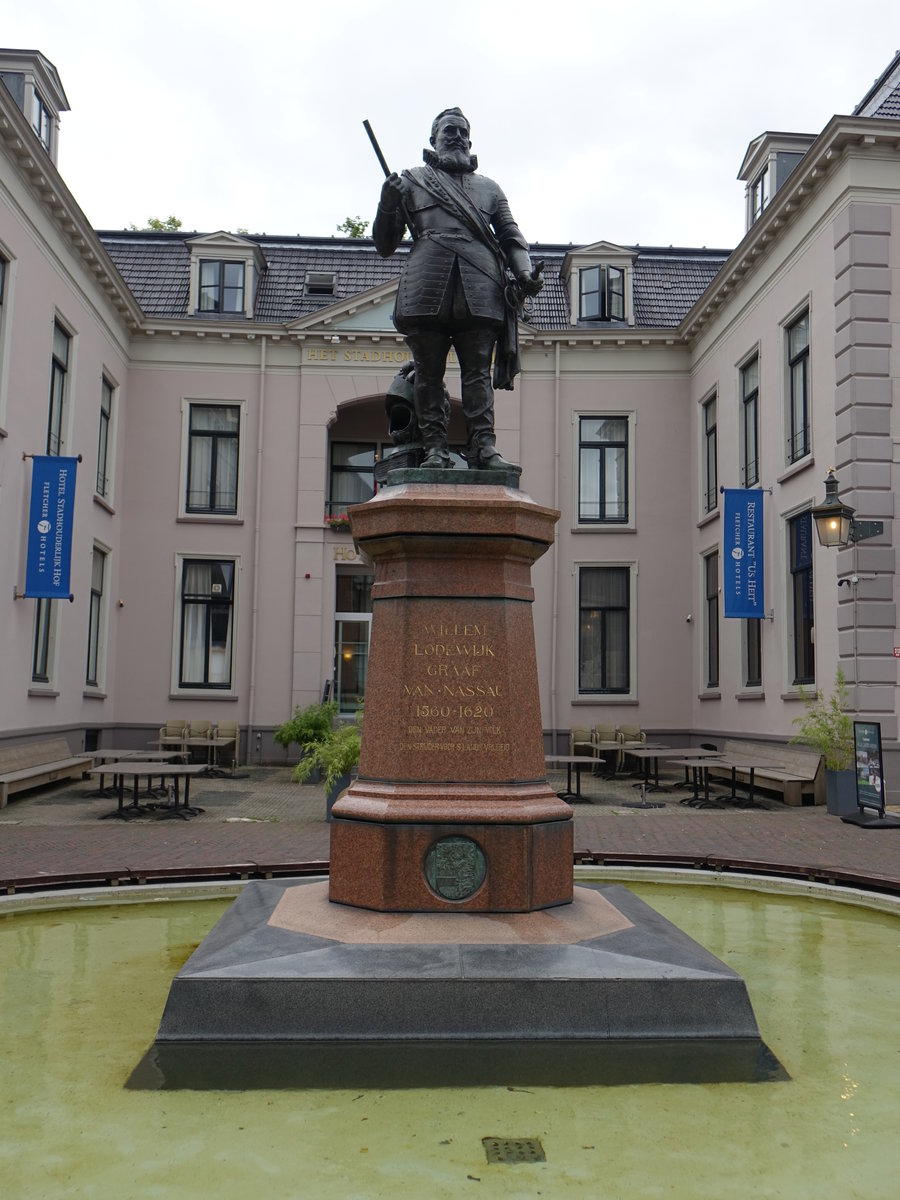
[810,470,883,549]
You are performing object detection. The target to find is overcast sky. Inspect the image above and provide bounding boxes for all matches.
[6,1,899,250]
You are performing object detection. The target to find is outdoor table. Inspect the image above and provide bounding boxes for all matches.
[93,762,207,820]
[674,755,759,808]
[78,749,187,796]
[196,737,238,778]
[620,744,693,792]
[545,755,604,802]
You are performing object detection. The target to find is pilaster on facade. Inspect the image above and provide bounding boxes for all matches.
[832,201,897,732]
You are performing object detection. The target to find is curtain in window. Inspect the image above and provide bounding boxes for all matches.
[579,567,629,692]
[181,561,234,686]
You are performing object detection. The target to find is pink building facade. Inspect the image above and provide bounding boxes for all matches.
[1,50,898,776]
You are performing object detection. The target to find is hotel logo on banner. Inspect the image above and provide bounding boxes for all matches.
[25,456,79,599]
[723,488,765,619]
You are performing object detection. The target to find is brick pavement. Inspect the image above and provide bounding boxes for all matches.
[1,764,899,894]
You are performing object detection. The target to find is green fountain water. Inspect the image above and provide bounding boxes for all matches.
[2,880,898,1198]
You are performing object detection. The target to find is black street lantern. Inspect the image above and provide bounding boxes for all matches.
[810,470,883,548]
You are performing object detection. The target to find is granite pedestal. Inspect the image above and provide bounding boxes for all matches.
[135,877,782,1089]
[330,477,573,912]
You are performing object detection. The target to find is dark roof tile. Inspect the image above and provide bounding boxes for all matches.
[98,233,729,332]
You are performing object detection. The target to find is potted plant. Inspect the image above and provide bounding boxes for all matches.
[324,512,351,531]
[274,699,338,780]
[790,669,856,815]
[292,705,362,819]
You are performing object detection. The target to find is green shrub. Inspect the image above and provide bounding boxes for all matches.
[789,668,854,771]
[274,700,338,750]
[292,706,363,792]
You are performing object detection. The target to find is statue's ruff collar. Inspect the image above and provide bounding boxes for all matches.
[423,148,478,173]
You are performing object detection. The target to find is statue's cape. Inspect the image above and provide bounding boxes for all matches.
[402,165,520,390]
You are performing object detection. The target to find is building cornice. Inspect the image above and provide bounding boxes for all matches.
[0,84,144,332]
[681,116,900,344]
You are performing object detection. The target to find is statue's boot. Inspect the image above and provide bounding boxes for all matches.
[414,374,452,469]
[466,434,518,471]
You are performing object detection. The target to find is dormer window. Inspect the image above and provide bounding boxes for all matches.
[199,260,245,314]
[187,232,266,319]
[306,271,336,297]
[739,132,815,232]
[562,241,636,327]
[579,265,625,322]
[0,50,69,165]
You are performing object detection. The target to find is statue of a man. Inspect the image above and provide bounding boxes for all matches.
[373,108,543,470]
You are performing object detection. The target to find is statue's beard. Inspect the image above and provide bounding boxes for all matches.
[424,146,477,173]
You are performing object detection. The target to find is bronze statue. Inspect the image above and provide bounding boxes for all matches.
[373,108,543,470]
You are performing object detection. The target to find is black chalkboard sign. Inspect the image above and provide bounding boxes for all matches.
[853,722,885,815]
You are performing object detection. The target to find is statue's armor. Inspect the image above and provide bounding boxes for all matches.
[373,168,530,330]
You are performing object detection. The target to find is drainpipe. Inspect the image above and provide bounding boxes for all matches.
[246,335,267,754]
[549,339,561,751]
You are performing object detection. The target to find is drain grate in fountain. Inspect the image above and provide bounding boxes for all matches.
[482,1137,546,1164]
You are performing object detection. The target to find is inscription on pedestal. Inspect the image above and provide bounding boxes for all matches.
[424,836,487,901]
[401,618,509,760]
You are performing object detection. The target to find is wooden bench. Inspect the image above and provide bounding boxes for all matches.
[0,737,90,808]
[706,739,824,807]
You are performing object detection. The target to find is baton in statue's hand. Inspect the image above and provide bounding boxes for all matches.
[363,119,417,240]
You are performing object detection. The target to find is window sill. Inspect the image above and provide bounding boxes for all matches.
[780,690,809,702]
[572,696,638,705]
[777,454,815,485]
[698,690,721,701]
[169,691,239,702]
[697,508,720,529]
[736,690,765,701]
[28,686,59,698]
[177,513,244,525]
[83,688,107,700]
[571,524,635,535]
[93,494,115,515]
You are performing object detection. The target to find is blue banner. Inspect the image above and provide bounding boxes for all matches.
[25,456,78,599]
[723,488,765,619]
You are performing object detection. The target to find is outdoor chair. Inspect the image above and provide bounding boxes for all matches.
[618,723,647,775]
[215,721,240,770]
[185,720,213,764]
[157,719,188,752]
[569,725,593,757]
[592,723,622,774]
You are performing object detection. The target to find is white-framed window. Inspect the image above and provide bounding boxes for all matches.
[31,88,51,152]
[577,563,634,697]
[96,374,116,502]
[749,164,770,224]
[785,308,810,465]
[787,508,815,686]
[186,233,264,318]
[739,353,759,487]
[703,549,719,690]
[176,556,238,691]
[577,415,631,525]
[701,392,718,515]
[199,260,245,314]
[32,598,58,686]
[47,319,72,456]
[179,400,245,519]
[579,264,625,322]
[85,544,109,689]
